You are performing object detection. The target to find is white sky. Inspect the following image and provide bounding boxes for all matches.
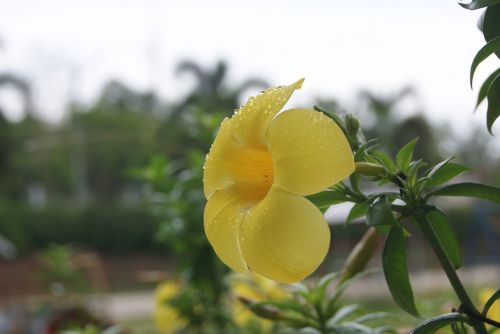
[0,0,498,136]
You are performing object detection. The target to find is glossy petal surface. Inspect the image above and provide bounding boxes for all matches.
[266,108,354,196]
[239,188,330,283]
[204,187,249,273]
[204,79,303,198]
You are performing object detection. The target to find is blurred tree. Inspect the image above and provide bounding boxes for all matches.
[356,87,441,162]
[158,60,268,158]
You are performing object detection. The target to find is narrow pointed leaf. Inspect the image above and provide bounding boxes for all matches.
[327,305,361,326]
[426,209,462,269]
[307,190,349,212]
[427,182,500,204]
[476,68,500,109]
[425,162,470,188]
[383,227,419,317]
[345,203,369,226]
[482,4,500,54]
[486,72,500,133]
[470,36,500,88]
[370,150,397,172]
[396,138,419,172]
[410,313,469,334]
[458,0,500,9]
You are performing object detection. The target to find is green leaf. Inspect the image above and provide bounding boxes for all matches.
[426,209,462,269]
[425,161,471,188]
[307,190,349,211]
[369,150,397,172]
[374,225,391,235]
[482,288,500,316]
[482,4,500,51]
[396,138,419,172]
[476,68,500,109]
[458,0,500,10]
[327,305,362,325]
[383,227,419,317]
[470,36,500,88]
[410,313,469,334]
[345,203,370,226]
[352,312,392,324]
[354,139,379,161]
[486,72,500,133]
[366,197,397,227]
[427,182,500,204]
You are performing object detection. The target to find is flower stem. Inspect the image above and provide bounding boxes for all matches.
[414,210,487,334]
[354,162,386,177]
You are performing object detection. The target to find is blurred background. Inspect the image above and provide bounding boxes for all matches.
[0,0,498,333]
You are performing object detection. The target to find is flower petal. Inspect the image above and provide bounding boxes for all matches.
[203,79,304,198]
[239,188,330,283]
[203,118,241,198]
[266,108,354,196]
[204,187,250,273]
[231,78,304,148]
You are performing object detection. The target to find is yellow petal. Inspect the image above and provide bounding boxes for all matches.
[239,188,330,283]
[204,187,250,273]
[203,79,304,198]
[266,108,354,196]
[231,78,304,148]
[203,118,241,198]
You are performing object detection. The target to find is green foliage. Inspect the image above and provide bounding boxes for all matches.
[396,138,419,173]
[244,271,394,334]
[459,0,500,10]
[462,1,500,133]
[0,202,157,252]
[38,245,86,293]
[410,313,470,334]
[366,197,397,228]
[305,108,498,333]
[470,36,500,87]
[382,227,419,317]
[426,182,500,204]
[425,209,462,270]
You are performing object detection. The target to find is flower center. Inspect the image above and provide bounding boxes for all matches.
[230,147,274,202]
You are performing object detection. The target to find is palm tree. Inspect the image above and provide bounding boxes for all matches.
[172,59,268,117]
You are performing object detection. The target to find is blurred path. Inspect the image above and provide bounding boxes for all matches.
[100,265,499,321]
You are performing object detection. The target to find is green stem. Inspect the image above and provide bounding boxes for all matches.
[414,210,487,334]
[354,162,386,177]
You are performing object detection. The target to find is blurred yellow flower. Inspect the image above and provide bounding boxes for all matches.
[230,273,288,330]
[203,79,354,283]
[480,288,500,324]
[154,281,187,333]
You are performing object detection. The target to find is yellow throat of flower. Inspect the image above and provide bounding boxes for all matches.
[230,146,274,203]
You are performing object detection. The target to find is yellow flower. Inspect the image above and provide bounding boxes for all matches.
[154,281,187,333]
[229,273,288,331]
[480,288,499,324]
[203,79,354,283]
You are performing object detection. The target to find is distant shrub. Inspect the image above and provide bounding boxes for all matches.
[0,202,158,253]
